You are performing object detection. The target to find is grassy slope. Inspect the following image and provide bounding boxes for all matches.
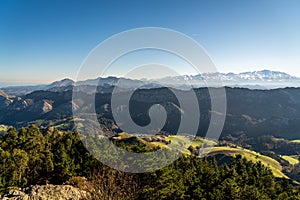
[165,136,217,148]
[163,136,288,178]
[116,134,289,179]
[164,136,192,155]
[203,146,287,178]
[281,155,299,165]
[163,136,218,155]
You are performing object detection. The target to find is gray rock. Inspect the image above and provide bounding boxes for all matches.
[1,185,87,200]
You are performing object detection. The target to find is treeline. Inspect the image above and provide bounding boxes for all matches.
[140,156,300,200]
[1,125,300,199]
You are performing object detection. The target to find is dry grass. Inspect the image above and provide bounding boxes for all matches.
[82,166,139,200]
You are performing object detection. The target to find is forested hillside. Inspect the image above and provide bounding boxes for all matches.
[1,125,300,199]
[2,87,300,140]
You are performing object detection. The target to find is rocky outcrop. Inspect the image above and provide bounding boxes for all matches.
[0,90,8,98]
[1,185,87,200]
[1,97,52,114]
[27,100,52,114]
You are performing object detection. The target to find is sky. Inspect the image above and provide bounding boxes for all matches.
[0,0,300,84]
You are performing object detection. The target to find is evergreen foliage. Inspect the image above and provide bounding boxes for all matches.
[0,125,300,199]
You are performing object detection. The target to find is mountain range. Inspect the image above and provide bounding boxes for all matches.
[2,69,300,140]
[152,70,300,89]
[1,70,300,96]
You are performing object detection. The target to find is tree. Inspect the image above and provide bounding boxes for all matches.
[10,149,29,187]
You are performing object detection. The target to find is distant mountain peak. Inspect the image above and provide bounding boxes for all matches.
[46,78,74,89]
[233,70,296,80]
[53,78,74,84]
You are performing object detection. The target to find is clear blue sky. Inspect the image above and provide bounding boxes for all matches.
[0,0,300,84]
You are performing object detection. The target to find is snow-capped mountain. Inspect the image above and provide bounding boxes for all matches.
[216,70,297,81]
[156,70,297,82]
[150,70,300,89]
